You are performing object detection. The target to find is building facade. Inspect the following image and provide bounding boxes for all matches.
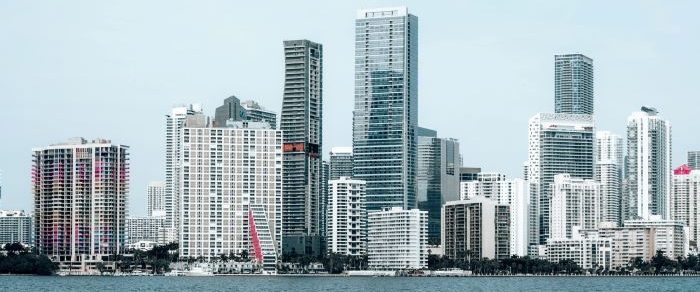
[417,136,460,244]
[281,39,323,255]
[624,107,672,220]
[178,120,282,265]
[327,177,366,256]
[329,147,353,180]
[624,218,688,259]
[528,113,595,249]
[595,131,623,226]
[353,7,419,212]
[147,181,166,217]
[550,174,601,240]
[541,235,611,270]
[0,210,32,246]
[460,175,529,256]
[214,95,246,127]
[442,197,511,260]
[671,165,700,249]
[32,138,129,269]
[688,151,700,170]
[125,216,166,245]
[554,54,594,115]
[367,207,427,270]
[241,100,277,130]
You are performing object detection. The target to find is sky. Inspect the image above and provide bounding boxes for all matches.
[0,0,698,216]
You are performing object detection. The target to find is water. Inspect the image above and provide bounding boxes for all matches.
[0,275,698,292]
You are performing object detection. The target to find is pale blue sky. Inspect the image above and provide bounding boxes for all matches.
[1,1,698,216]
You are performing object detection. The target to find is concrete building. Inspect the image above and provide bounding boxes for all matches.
[0,210,32,246]
[541,231,611,270]
[624,218,688,259]
[214,95,246,127]
[624,107,672,220]
[125,216,166,245]
[671,165,700,249]
[550,174,601,240]
[281,39,324,256]
[689,151,700,170]
[528,113,595,249]
[442,197,511,260]
[417,135,460,244]
[595,131,623,226]
[32,138,129,270]
[147,181,166,217]
[368,207,427,270]
[460,175,529,256]
[165,104,203,236]
[241,100,277,130]
[353,7,419,212]
[179,120,282,270]
[329,147,353,180]
[580,224,656,269]
[554,54,594,115]
[327,177,366,256]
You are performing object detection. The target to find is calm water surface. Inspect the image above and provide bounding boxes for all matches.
[0,276,698,292]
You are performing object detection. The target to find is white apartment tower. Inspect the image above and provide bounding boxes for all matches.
[179,120,282,264]
[147,181,166,217]
[32,138,129,270]
[550,174,601,240]
[165,104,203,234]
[624,107,672,220]
[327,177,367,256]
[528,113,595,248]
[367,207,427,270]
[671,164,700,249]
[595,131,623,226]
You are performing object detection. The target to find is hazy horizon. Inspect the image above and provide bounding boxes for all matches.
[1,0,698,216]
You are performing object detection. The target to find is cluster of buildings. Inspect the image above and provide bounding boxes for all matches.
[1,6,698,274]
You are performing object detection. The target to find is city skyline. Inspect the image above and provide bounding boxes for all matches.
[1,1,699,216]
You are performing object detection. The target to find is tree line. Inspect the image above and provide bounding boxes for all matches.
[0,243,57,275]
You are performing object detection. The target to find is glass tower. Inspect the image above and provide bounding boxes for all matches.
[554,54,594,115]
[353,7,418,211]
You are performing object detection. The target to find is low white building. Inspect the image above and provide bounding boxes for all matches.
[126,216,166,245]
[367,207,427,270]
[624,217,688,259]
[0,210,33,246]
[541,230,612,270]
[327,177,366,256]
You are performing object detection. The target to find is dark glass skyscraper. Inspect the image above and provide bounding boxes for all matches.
[353,7,418,211]
[281,40,323,255]
[554,54,594,115]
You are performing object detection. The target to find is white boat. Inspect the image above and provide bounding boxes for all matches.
[185,265,214,277]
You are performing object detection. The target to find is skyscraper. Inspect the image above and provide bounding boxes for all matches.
[550,174,601,240]
[528,113,595,249]
[554,54,594,115]
[213,95,246,127]
[165,104,203,235]
[327,177,367,256]
[147,181,165,217]
[329,147,353,180]
[32,138,129,270]
[353,7,418,212]
[688,151,700,170]
[241,100,278,129]
[417,134,460,244]
[281,39,323,255]
[671,164,700,250]
[624,107,672,220]
[595,131,623,225]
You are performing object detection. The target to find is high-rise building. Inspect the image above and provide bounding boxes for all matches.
[353,7,418,212]
[442,197,511,260]
[623,218,688,259]
[688,151,700,170]
[32,138,129,270]
[595,131,623,226]
[179,120,282,268]
[367,207,427,270]
[417,135,460,244]
[241,100,277,129]
[165,104,203,235]
[528,113,595,249]
[550,174,601,240]
[125,216,166,245]
[320,160,330,255]
[327,177,366,256]
[329,147,353,180]
[554,54,594,115]
[459,167,481,182]
[147,181,165,217]
[460,175,530,256]
[281,39,323,256]
[624,107,672,220]
[671,164,700,249]
[0,210,32,246]
[214,95,246,127]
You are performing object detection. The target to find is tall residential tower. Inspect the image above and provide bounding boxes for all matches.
[554,54,594,115]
